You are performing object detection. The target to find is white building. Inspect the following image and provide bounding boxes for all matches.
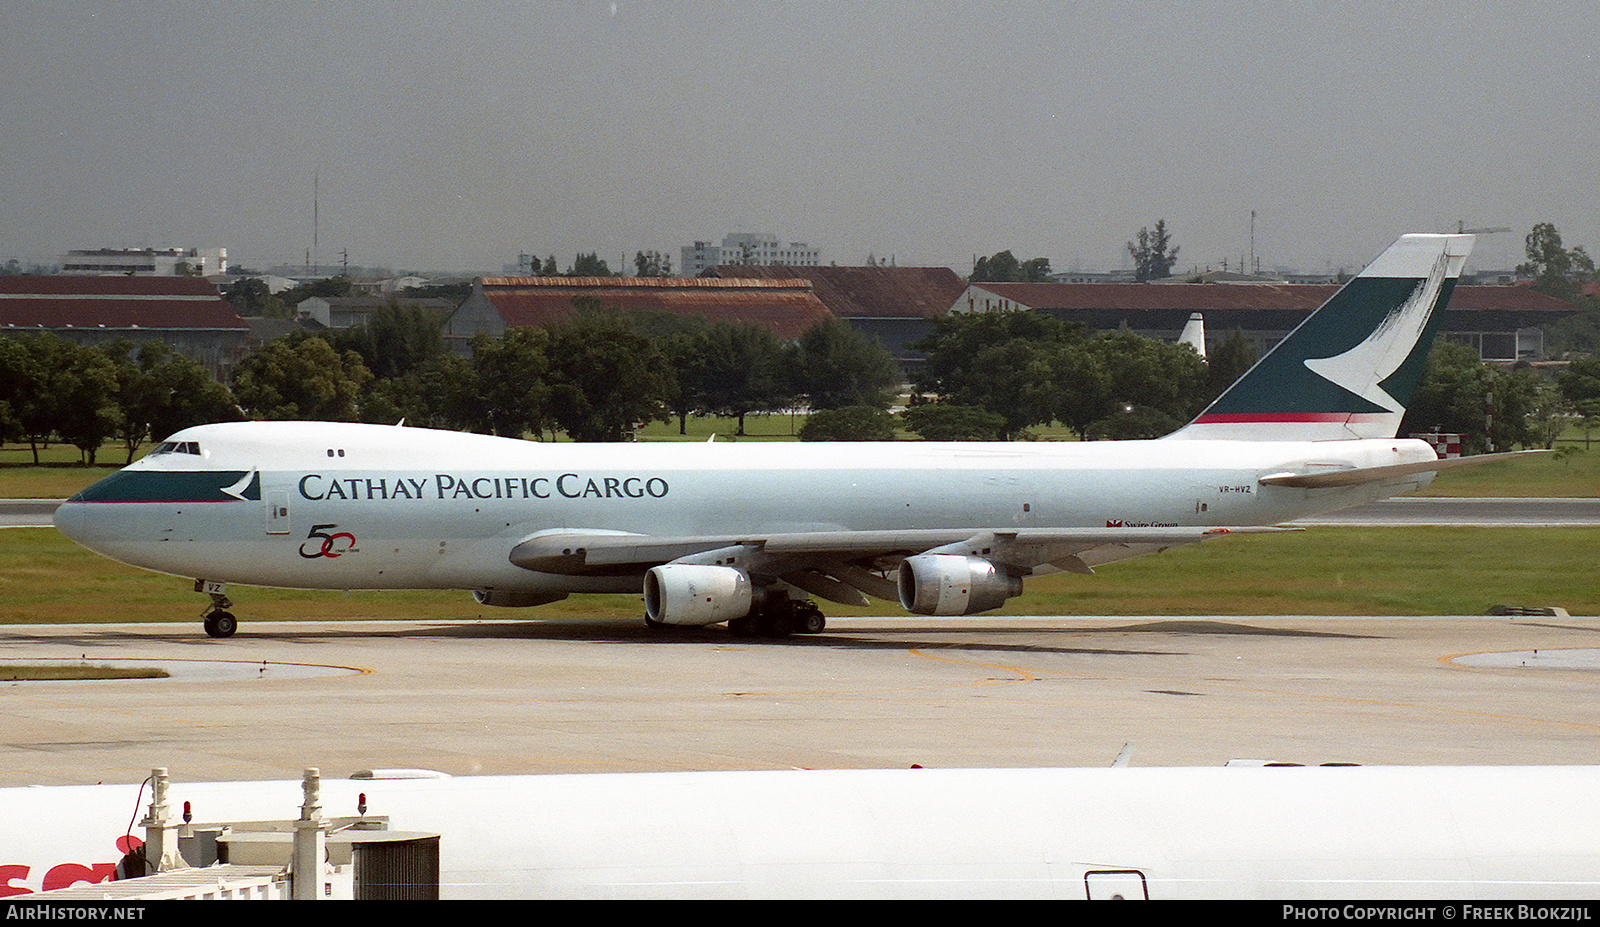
[61,247,228,276]
[681,233,820,276]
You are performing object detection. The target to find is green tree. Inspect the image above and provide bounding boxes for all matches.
[2,333,72,462]
[1088,329,1209,429]
[1046,339,1113,439]
[1520,222,1576,299]
[1128,220,1180,281]
[1204,329,1258,402]
[279,275,354,306]
[105,341,239,463]
[657,325,712,435]
[545,317,675,441]
[915,310,1075,395]
[331,303,452,381]
[915,309,1210,440]
[52,341,120,463]
[633,251,673,277]
[466,328,553,437]
[914,310,1085,439]
[970,251,1053,283]
[0,340,21,444]
[0,334,57,460]
[972,251,1020,282]
[1085,404,1184,441]
[694,321,793,436]
[413,353,483,431]
[222,277,287,318]
[960,338,1061,439]
[1557,356,1600,408]
[1494,364,1564,450]
[791,317,900,411]
[798,406,897,441]
[900,403,1006,441]
[568,253,614,277]
[1401,341,1494,453]
[1572,397,1600,449]
[232,334,373,421]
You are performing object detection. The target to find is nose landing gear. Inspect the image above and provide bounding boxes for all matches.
[195,580,238,638]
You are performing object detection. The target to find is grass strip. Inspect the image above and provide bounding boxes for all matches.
[3,525,1594,623]
[1,664,170,681]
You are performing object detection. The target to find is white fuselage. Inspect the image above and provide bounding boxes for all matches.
[4,765,1597,899]
[52,421,1438,597]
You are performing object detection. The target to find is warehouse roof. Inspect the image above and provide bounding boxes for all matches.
[464,276,834,339]
[958,281,1578,317]
[0,275,247,331]
[705,265,967,319]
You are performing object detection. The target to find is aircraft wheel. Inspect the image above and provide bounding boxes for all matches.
[727,616,756,637]
[204,611,238,639]
[798,610,826,634]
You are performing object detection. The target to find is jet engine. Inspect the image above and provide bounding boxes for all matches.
[897,554,1022,616]
[644,564,754,626]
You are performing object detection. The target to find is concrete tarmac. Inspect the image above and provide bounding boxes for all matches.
[4,614,1600,788]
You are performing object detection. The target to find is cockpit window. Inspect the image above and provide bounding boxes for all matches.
[151,441,202,456]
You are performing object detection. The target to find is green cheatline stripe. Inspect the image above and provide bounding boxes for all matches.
[68,469,258,503]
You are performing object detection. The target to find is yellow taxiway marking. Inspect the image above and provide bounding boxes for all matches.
[906,648,1039,686]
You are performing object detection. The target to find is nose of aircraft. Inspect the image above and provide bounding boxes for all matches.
[51,473,129,552]
[51,497,94,546]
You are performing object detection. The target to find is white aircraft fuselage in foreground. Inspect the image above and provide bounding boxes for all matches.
[6,764,1600,899]
[55,234,1505,637]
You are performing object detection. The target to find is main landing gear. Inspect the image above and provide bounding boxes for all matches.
[195,580,238,639]
[727,598,827,639]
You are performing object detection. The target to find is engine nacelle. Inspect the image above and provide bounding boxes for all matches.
[897,554,1022,616]
[644,564,754,626]
[473,589,570,608]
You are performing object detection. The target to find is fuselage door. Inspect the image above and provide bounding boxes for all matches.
[266,489,291,535]
[1084,869,1149,900]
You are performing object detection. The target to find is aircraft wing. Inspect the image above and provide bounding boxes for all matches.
[509,526,1286,605]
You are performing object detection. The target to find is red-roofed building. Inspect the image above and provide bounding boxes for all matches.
[445,276,835,349]
[0,275,249,376]
[702,265,968,366]
[951,281,1580,362]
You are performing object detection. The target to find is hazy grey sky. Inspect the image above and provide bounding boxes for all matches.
[2,1,1595,276]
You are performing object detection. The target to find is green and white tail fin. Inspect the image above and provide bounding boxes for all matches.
[1167,233,1474,442]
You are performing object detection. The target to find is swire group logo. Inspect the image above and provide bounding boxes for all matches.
[300,524,356,559]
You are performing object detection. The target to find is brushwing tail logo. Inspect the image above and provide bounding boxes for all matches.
[1301,249,1451,417]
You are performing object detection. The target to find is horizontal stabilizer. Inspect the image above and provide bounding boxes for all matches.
[1259,451,1541,489]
